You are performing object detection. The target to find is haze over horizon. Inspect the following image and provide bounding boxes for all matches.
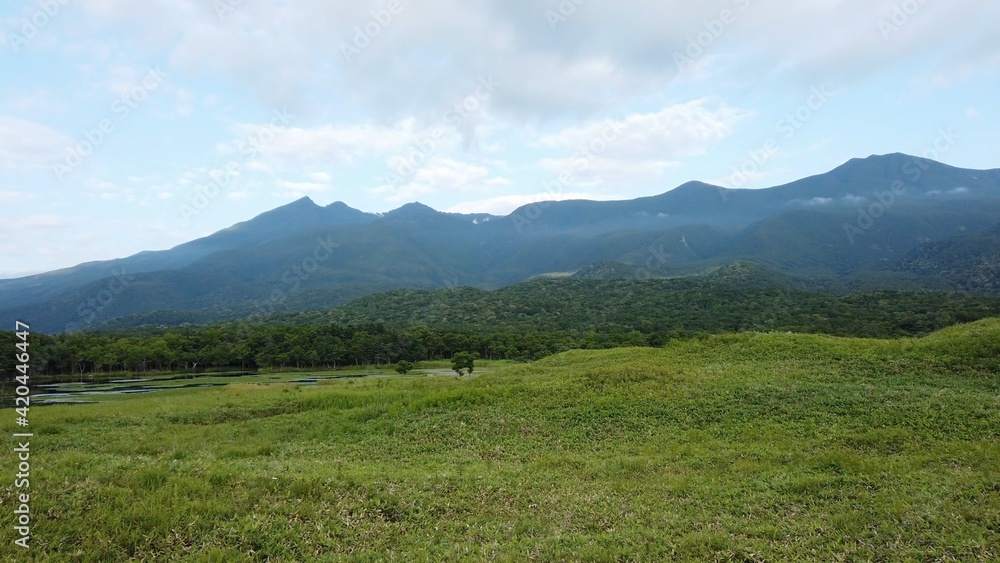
[2,0,998,278]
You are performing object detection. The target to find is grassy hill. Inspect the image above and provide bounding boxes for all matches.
[4,320,999,560]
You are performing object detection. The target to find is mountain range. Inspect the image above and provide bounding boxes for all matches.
[3,153,1000,333]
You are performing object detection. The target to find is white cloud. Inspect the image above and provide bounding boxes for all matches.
[245,160,272,173]
[371,182,436,203]
[0,116,73,171]
[0,214,68,234]
[83,178,136,202]
[928,187,972,196]
[4,90,68,114]
[540,100,749,159]
[538,156,677,189]
[0,190,37,205]
[72,0,1000,118]
[923,49,1000,90]
[534,100,743,190]
[372,157,509,202]
[228,119,434,169]
[446,191,620,216]
[804,197,833,206]
[175,87,196,116]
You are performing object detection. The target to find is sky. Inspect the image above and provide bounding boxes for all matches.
[1,0,998,279]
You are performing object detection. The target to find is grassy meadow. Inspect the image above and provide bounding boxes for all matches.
[2,321,1000,561]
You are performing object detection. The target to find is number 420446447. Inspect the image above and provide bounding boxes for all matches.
[14,321,30,420]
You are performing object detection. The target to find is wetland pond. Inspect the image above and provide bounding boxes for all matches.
[0,370,378,408]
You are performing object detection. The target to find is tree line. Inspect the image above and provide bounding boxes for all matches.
[1,322,627,378]
[4,282,1000,379]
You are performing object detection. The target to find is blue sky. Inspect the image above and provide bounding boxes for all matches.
[1,0,998,278]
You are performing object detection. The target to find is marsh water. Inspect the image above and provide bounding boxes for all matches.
[0,371,367,408]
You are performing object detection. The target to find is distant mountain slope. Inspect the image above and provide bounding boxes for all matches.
[506,153,1000,235]
[0,198,377,309]
[3,153,1000,333]
[892,223,1000,293]
[765,153,1000,201]
[718,200,1000,276]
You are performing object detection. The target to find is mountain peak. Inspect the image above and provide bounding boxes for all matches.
[838,152,934,171]
[640,180,730,211]
[673,180,725,193]
[242,196,321,225]
[205,196,372,243]
[289,195,319,207]
[385,202,440,219]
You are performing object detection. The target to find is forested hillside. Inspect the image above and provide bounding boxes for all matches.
[893,222,1000,292]
[5,276,1000,377]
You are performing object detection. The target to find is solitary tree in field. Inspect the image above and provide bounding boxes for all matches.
[395,360,414,375]
[451,352,477,376]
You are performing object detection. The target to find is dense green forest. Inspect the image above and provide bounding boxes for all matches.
[299,278,1000,333]
[4,278,1000,378]
[0,322,570,376]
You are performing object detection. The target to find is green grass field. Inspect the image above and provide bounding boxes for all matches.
[2,321,999,561]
